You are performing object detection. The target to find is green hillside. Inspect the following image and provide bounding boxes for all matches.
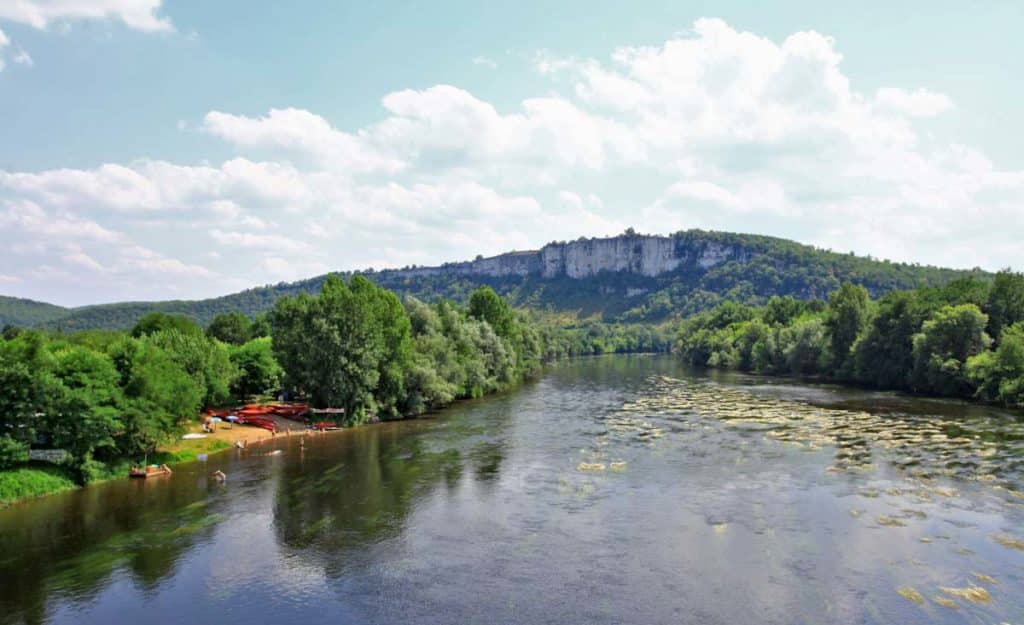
[0,296,70,328]
[5,230,990,331]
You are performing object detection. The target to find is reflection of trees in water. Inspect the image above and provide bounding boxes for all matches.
[272,407,514,567]
[272,425,463,555]
[0,477,221,625]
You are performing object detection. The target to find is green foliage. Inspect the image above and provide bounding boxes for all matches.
[144,330,236,406]
[0,435,29,470]
[0,296,69,328]
[852,291,924,389]
[673,277,1024,409]
[205,312,253,345]
[131,312,203,338]
[271,274,412,422]
[468,287,514,338]
[0,464,78,505]
[967,322,1024,407]
[911,304,991,396]
[0,321,251,483]
[826,283,870,376]
[229,337,283,398]
[986,270,1024,341]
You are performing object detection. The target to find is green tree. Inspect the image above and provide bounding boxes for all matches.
[206,312,252,345]
[144,330,236,407]
[911,304,991,396]
[469,287,515,339]
[47,346,125,482]
[852,290,924,389]
[109,336,204,455]
[825,283,870,376]
[131,312,202,338]
[271,275,412,422]
[967,321,1024,407]
[229,337,283,398]
[986,270,1024,341]
[780,318,828,375]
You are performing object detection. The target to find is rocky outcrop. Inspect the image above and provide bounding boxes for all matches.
[385,233,749,281]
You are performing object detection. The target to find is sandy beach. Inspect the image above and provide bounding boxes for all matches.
[175,415,312,450]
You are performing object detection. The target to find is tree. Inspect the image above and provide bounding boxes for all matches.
[0,331,61,458]
[144,330,236,407]
[468,287,515,339]
[967,321,1024,407]
[206,312,252,345]
[229,337,283,398]
[47,346,125,482]
[271,274,412,422]
[911,304,991,396]
[250,312,272,338]
[825,283,870,376]
[986,270,1024,341]
[109,336,204,455]
[780,318,828,375]
[852,291,924,389]
[131,312,202,338]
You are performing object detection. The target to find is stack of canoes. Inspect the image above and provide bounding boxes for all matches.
[202,403,314,433]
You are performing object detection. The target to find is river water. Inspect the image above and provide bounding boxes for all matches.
[1,355,1022,625]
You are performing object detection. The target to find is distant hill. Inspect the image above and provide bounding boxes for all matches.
[0,296,70,328]
[3,229,989,331]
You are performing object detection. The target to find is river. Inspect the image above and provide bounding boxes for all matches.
[1,355,1022,625]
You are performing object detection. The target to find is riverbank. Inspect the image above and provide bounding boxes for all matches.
[0,414,314,506]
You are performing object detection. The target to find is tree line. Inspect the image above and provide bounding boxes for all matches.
[1,278,665,483]
[675,271,1024,407]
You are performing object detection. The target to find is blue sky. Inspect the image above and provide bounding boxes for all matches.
[1,1,1022,306]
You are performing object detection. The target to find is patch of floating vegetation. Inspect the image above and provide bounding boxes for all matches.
[609,461,627,471]
[992,534,1024,551]
[577,462,606,472]
[876,516,907,527]
[971,572,997,585]
[939,585,992,604]
[632,375,1024,493]
[897,586,925,604]
[932,595,958,609]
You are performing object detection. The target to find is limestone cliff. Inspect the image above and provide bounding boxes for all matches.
[388,233,750,281]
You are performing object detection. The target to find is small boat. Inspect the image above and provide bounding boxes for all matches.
[129,464,172,478]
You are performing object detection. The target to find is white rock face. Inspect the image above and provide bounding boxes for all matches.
[387,234,742,281]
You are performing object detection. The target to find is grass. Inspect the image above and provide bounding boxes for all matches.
[0,464,78,505]
[0,436,233,506]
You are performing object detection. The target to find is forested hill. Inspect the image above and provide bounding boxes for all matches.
[0,296,70,328]
[4,229,989,331]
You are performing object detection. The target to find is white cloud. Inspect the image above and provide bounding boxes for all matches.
[203,108,403,174]
[0,0,173,33]
[873,87,953,117]
[2,17,1023,305]
[261,257,329,281]
[13,48,32,66]
[209,229,307,254]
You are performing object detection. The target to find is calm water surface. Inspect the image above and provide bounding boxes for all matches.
[2,355,1023,625]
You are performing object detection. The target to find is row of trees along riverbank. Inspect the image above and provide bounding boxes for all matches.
[675,271,1024,408]
[0,277,673,493]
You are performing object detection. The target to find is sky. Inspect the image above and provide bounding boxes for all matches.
[1,1,1022,307]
